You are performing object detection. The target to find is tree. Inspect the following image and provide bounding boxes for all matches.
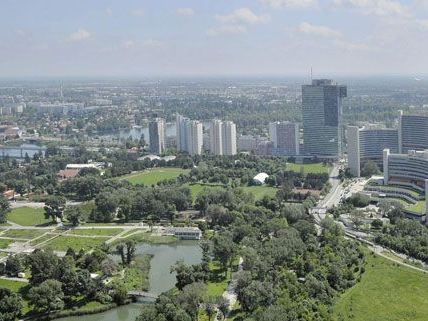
[212,232,237,276]
[217,296,229,320]
[177,282,207,321]
[111,283,128,305]
[28,249,59,285]
[94,190,118,222]
[349,209,365,230]
[116,243,126,266]
[125,240,136,265]
[204,296,220,321]
[361,160,380,177]
[101,258,119,276]
[5,255,23,277]
[28,279,64,313]
[0,288,23,321]
[44,196,66,222]
[276,181,294,202]
[0,194,10,224]
[64,206,83,226]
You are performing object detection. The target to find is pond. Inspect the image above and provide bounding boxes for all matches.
[58,241,202,321]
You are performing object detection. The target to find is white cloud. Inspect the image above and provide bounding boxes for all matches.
[333,0,409,16]
[259,0,317,9]
[297,22,342,37]
[216,8,270,25]
[334,40,370,50]
[207,25,247,36]
[130,9,144,17]
[68,29,91,42]
[143,39,163,48]
[123,40,136,49]
[105,8,113,17]
[177,8,194,16]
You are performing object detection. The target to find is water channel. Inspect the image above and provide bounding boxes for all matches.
[58,241,202,321]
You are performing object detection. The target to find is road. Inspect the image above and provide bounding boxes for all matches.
[314,163,428,274]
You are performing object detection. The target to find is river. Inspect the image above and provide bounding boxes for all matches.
[58,241,202,321]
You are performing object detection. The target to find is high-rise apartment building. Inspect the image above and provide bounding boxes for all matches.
[210,120,223,155]
[269,121,299,156]
[209,120,237,156]
[399,111,428,153]
[222,121,237,156]
[176,114,203,155]
[302,79,347,157]
[347,125,399,177]
[176,114,188,152]
[149,118,166,154]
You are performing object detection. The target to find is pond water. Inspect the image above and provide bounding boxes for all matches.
[58,241,202,321]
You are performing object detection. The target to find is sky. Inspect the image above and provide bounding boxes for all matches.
[2,0,428,78]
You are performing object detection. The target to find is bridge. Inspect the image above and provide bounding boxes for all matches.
[128,290,158,299]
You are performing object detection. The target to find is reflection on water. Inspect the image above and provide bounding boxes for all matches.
[58,241,202,321]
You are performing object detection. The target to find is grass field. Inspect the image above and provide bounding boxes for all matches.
[334,251,428,321]
[43,235,109,251]
[286,162,330,174]
[7,207,51,226]
[122,168,189,185]
[186,183,278,202]
[119,231,177,244]
[68,228,123,236]
[1,229,48,239]
[0,278,28,293]
[0,238,14,249]
[242,186,278,200]
[407,200,426,214]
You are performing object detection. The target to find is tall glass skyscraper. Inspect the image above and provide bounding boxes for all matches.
[302,79,347,157]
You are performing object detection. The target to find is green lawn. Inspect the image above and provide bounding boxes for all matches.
[185,183,225,201]
[0,238,14,249]
[1,229,48,240]
[43,235,109,251]
[407,200,426,214]
[0,278,28,293]
[186,183,278,202]
[7,207,51,226]
[118,231,177,244]
[122,168,189,185]
[113,255,152,291]
[286,162,330,174]
[68,228,123,237]
[334,251,428,321]
[242,186,278,200]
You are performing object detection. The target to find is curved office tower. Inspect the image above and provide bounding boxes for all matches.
[383,149,428,190]
[399,112,428,153]
[302,79,347,158]
[347,126,399,177]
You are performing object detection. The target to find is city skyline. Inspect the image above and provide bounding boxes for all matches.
[2,0,428,77]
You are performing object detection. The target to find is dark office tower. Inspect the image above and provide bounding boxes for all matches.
[399,111,428,153]
[302,79,347,157]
